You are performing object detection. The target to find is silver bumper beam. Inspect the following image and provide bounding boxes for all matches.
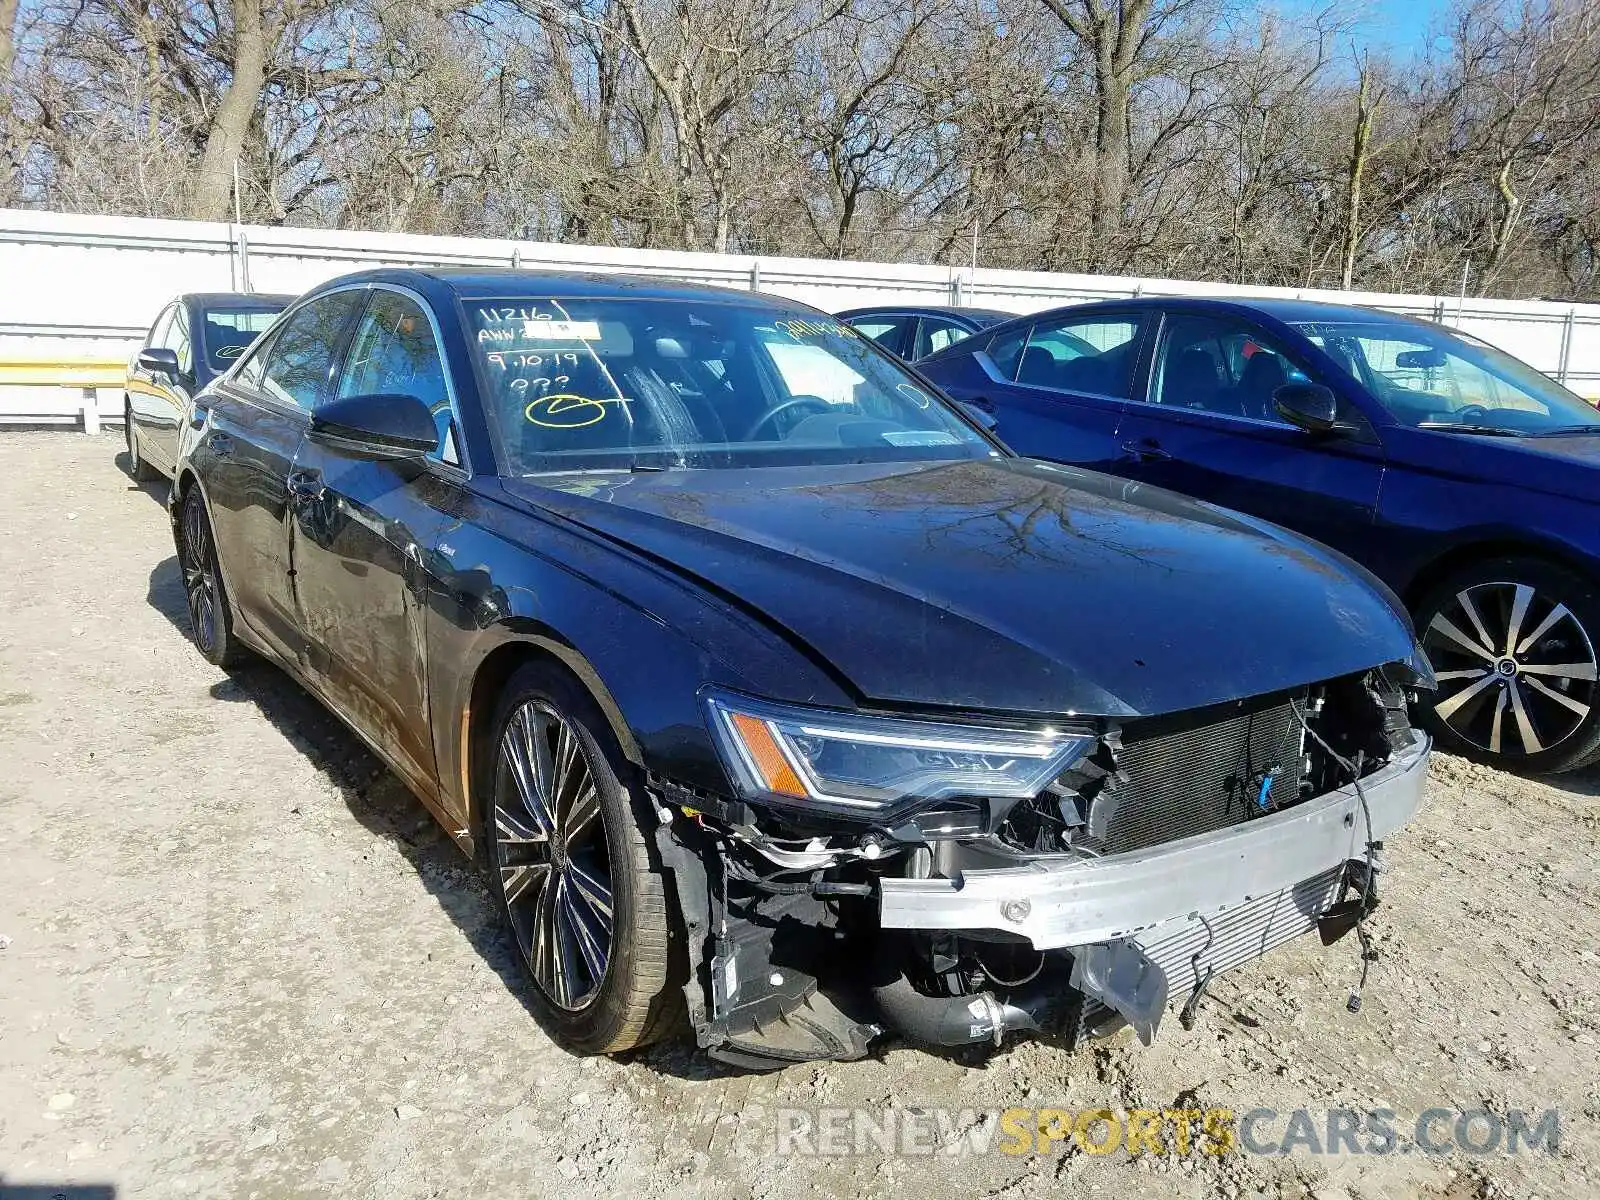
[878,737,1430,951]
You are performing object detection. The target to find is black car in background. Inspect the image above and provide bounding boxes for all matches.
[169,269,1429,1066]
[838,304,1012,361]
[918,296,1600,773]
[125,291,291,480]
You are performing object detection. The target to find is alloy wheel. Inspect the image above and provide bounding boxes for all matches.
[179,496,219,655]
[1423,580,1598,757]
[493,700,614,1011]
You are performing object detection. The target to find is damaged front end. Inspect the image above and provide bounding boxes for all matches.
[651,665,1431,1069]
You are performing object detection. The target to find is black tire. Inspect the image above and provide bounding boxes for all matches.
[125,402,159,483]
[483,661,682,1053]
[176,487,249,669]
[1414,555,1600,774]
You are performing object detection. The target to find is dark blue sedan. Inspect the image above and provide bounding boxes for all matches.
[918,296,1600,772]
[838,304,1013,360]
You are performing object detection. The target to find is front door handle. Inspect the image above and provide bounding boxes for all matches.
[1119,438,1171,463]
[287,469,326,503]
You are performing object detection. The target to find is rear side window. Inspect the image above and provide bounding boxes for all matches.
[984,324,1031,380]
[258,291,367,410]
[916,317,974,359]
[201,308,282,374]
[845,314,912,357]
[1019,316,1142,398]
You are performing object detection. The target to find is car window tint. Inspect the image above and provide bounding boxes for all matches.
[846,314,911,355]
[201,308,281,374]
[339,290,458,465]
[1019,317,1141,397]
[258,291,367,411]
[916,317,973,359]
[985,325,1030,380]
[147,305,176,351]
[1153,313,1307,422]
[164,304,193,377]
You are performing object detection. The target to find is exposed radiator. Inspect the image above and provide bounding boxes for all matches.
[1078,864,1346,1035]
[1096,695,1307,855]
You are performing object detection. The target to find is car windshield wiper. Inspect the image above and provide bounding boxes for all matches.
[1528,424,1600,437]
[1414,422,1525,437]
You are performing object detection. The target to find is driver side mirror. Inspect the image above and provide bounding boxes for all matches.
[1273,383,1357,437]
[309,393,439,459]
[139,347,181,379]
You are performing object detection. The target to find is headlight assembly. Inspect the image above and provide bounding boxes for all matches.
[704,690,1095,818]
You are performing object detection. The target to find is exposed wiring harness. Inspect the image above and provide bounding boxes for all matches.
[1292,702,1379,1013]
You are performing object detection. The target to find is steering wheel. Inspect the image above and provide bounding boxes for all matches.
[1453,404,1491,423]
[743,395,834,441]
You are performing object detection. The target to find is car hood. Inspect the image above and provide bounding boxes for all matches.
[500,459,1417,719]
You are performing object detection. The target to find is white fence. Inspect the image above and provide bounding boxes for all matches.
[3,205,1598,427]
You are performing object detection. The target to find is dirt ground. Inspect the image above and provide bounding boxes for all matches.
[2,432,1599,1200]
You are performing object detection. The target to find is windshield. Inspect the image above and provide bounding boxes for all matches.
[1294,318,1599,435]
[465,297,994,473]
[201,306,284,374]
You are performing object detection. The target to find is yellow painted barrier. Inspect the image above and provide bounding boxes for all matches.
[0,359,126,388]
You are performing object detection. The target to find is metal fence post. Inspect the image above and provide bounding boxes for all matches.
[1558,308,1576,385]
[750,260,762,292]
[80,387,99,435]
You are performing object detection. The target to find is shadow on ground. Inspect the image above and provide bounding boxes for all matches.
[143,554,733,1079]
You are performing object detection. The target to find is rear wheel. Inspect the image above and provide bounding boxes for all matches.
[176,488,247,669]
[483,662,681,1053]
[125,401,159,482]
[1415,556,1600,773]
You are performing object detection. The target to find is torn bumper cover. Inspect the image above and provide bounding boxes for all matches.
[878,735,1428,950]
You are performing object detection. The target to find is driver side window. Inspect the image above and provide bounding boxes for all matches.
[1151,314,1307,423]
[337,290,460,465]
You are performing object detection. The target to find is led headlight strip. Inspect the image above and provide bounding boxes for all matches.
[704,690,1095,817]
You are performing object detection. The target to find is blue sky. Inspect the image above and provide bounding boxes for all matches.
[1348,0,1454,54]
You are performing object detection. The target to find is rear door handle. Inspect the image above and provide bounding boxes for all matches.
[1119,438,1171,463]
[287,469,326,502]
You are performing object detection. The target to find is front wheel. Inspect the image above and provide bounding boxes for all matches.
[483,662,682,1053]
[1415,556,1600,773]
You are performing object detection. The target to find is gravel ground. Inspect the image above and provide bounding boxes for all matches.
[3,431,1600,1200]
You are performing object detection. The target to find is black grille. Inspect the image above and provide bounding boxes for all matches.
[1097,696,1306,855]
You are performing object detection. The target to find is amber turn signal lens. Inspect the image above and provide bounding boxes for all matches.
[730,712,808,799]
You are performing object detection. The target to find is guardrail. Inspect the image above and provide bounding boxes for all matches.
[2,206,1597,428]
[0,358,126,432]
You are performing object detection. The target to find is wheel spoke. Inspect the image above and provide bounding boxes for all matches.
[1457,589,1496,656]
[564,784,601,845]
[495,802,548,865]
[1434,668,1489,682]
[553,722,583,819]
[1516,602,1572,655]
[1429,613,1495,662]
[503,710,556,835]
[1488,687,1508,754]
[1503,584,1533,656]
[1434,672,1499,722]
[501,861,549,908]
[1523,675,1591,718]
[562,886,609,982]
[566,860,614,931]
[1507,682,1543,754]
[1518,661,1598,681]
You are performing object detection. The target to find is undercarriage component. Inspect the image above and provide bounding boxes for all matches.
[869,969,1055,1048]
[1069,940,1168,1046]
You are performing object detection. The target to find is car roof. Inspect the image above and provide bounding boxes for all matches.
[316,267,777,306]
[837,304,1013,323]
[182,292,294,308]
[1010,295,1426,327]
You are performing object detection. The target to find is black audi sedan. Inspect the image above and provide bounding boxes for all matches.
[170,269,1430,1067]
[125,291,291,481]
